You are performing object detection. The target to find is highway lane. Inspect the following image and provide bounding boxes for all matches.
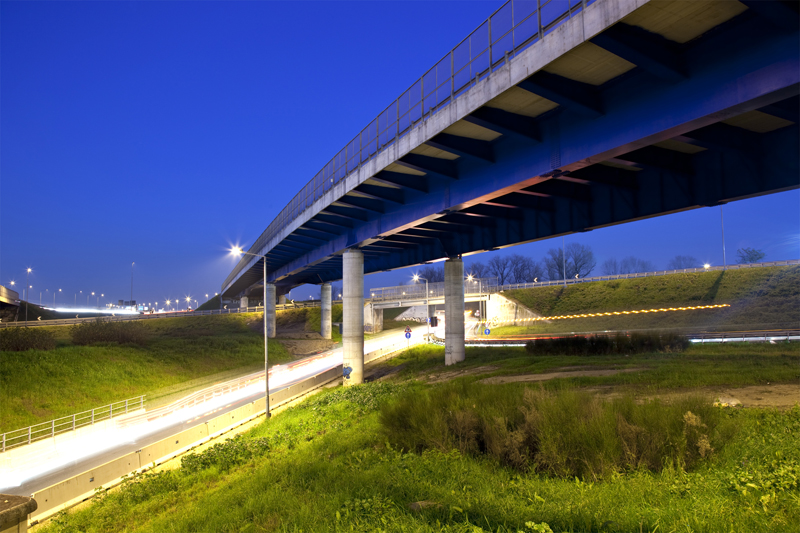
[0,326,428,497]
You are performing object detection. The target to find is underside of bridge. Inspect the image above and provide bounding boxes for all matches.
[225,0,799,300]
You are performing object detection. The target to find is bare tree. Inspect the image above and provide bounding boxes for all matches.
[737,247,765,264]
[331,283,342,299]
[467,261,491,279]
[418,265,444,282]
[619,256,655,274]
[488,256,513,285]
[667,255,699,270]
[509,254,543,283]
[544,243,596,280]
[602,258,620,275]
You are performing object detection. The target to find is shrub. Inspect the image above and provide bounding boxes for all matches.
[70,319,149,346]
[0,327,56,351]
[524,332,689,356]
[380,382,724,480]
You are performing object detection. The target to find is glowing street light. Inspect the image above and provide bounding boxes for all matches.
[231,245,271,418]
[703,263,711,269]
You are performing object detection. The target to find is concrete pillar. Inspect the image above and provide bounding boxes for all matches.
[265,284,276,338]
[364,304,384,333]
[279,294,287,305]
[444,257,465,365]
[320,283,332,339]
[343,249,364,385]
[240,296,249,309]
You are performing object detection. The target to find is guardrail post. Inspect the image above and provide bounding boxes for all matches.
[72,414,76,431]
[92,408,95,425]
[52,419,55,438]
[2,433,4,453]
[28,426,31,445]
[125,399,129,414]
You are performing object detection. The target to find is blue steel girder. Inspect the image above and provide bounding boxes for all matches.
[224,2,799,295]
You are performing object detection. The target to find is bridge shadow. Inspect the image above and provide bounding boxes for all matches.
[702,271,725,302]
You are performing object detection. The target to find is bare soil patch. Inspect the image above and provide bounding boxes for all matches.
[479,367,644,385]
[584,382,799,409]
[279,338,336,357]
[425,365,501,384]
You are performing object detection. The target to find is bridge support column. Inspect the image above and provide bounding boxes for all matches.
[320,283,332,339]
[364,304,383,333]
[444,257,465,366]
[265,284,276,338]
[279,294,287,305]
[240,296,249,309]
[343,249,364,386]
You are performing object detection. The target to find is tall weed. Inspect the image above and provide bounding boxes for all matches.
[71,319,149,346]
[524,332,689,356]
[381,382,725,480]
[0,327,56,351]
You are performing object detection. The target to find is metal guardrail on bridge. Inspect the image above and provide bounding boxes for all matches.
[225,0,596,290]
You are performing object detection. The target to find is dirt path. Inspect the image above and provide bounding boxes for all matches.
[479,367,644,384]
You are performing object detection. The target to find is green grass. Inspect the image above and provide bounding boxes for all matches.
[0,313,293,431]
[42,380,800,533]
[382,342,800,391]
[497,266,800,334]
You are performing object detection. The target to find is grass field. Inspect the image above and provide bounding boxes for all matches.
[493,266,799,335]
[0,314,292,431]
[39,343,800,533]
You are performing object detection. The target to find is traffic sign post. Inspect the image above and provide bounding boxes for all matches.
[405,329,411,349]
[484,328,490,336]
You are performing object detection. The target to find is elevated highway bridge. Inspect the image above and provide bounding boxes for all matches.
[222,0,799,382]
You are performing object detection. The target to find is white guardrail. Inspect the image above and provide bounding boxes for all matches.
[1,396,145,453]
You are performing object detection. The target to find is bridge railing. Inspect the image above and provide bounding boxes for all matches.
[1,396,145,453]
[368,278,499,303]
[224,0,595,291]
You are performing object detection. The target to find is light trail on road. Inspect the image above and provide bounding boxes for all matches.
[0,327,428,496]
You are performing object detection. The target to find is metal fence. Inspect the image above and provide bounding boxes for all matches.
[0,300,327,329]
[224,0,595,290]
[497,259,800,291]
[1,396,145,453]
[368,278,499,303]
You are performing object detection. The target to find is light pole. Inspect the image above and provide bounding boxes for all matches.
[166,299,171,312]
[131,262,135,307]
[467,274,483,331]
[231,246,271,418]
[720,206,727,269]
[55,289,61,306]
[185,296,191,311]
[412,274,430,343]
[25,268,31,326]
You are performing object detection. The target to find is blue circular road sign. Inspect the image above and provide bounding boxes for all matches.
[484,329,490,335]
[405,332,411,339]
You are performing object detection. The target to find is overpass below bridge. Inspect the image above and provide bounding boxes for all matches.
[223,0,798,383]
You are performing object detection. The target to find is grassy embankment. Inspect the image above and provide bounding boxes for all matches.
[41,342,800,533]
[0,313,293,431]
[491,265,799,335]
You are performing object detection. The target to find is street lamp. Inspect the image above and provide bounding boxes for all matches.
[231,246,271,418]
[166,299,171,311]
[25,268,31,326]
[467,274,483,329]
[131,262,135,308]
[412,273,430,343]
[185,296,192,310]
[55,288,61,306]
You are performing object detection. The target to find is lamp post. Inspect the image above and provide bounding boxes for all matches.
[231,246,271,418]
[467,274,483,331]
[55,289,61,306]
[720,206,727,270]
[131,262,135,308]
[185,296,191,311]
[412,274,430,343]
[25,268,31,326]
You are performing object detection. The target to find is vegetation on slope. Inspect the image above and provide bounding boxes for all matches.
[495,266,799,334]
[0,314,292,431]
[41,344,800,532]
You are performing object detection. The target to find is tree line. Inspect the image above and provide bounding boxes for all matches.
[410,245,767,285]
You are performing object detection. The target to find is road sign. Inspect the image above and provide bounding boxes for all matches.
[405,332,411,339]
[404,326,412,333]
[484,328,490,335]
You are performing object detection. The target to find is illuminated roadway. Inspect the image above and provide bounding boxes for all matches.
[0,326,432,497]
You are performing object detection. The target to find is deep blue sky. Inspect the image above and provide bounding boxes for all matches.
[1,1,798,308]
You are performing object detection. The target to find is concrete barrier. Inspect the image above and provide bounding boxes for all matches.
[32,452,140,518]
[138,424,209,467]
